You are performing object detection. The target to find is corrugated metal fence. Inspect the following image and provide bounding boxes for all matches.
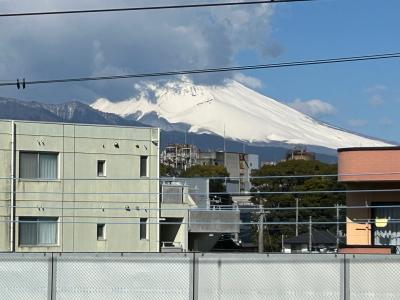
[0,253,399,300]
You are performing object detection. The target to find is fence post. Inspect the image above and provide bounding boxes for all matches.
[309,216,312,253]
[341,254,350,300]
[47,253,57,300]
[191,252,199,300]
[258,205,264,253]
[336,204,340,250]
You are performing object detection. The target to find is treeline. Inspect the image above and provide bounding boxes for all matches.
[250,160,346,251]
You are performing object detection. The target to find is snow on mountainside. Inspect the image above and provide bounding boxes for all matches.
[91,80,393,149]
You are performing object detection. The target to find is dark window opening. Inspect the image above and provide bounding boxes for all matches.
[97,224,106,240]
[97,160,106,177]
[140,218,148,240]
[140,156,148,177]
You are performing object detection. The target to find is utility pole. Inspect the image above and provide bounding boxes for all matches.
[223,124,226,152]
[281,234,285,253]
[295,197,299,236]
[309,216,312,253]
[336,204,340,251]
[258,204,264,253]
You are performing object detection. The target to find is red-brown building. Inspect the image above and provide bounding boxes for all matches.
[338,147,400,253]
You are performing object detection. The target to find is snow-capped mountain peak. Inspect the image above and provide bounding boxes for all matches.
[91,79,393,149]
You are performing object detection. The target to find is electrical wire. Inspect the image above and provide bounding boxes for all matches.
[0,204,397,212]
[2,52,400,88]
[1,169,400,180]
[0,187,399,195]
[0,220,395,225]
[0,0,314,18]
[0,169,399,180]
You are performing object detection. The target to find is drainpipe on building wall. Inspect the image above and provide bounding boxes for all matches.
[10,121,15,252]
[156,128,160,252]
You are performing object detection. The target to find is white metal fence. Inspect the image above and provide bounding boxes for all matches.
[0,253,399,300]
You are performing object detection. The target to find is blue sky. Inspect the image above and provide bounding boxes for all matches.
[235,0,400,143]
[0,0,399,142]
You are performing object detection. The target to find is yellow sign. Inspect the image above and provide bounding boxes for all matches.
[375,218,388,228]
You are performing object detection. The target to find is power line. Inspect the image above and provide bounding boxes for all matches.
[0,170,397,180]
[1,187,400,195]
[1,169,400,180]
[0,219,396,225]
[0,203,398,212]
[3,52,400,89]
[0,0,314,18]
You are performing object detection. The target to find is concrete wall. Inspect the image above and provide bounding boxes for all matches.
[5,253,400,300]
[0,121,12,251]
[223,152,240,178]
[338,147,400,182]
[0,120,160,252]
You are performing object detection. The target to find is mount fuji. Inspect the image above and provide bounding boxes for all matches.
[91,79,393,150]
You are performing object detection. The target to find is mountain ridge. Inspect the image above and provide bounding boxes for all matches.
[91,79,394,149]
[0,96,339,162]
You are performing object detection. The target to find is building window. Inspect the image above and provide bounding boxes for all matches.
[140,156,148,177]
[19,217,58,246]
[20,152,58,179]
[140,218,148,240]
[97,160,106,177]
[97,224,106,240]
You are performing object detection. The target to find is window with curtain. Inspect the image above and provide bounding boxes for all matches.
[374,206,400,248]
[20,152,58,179]
[19,217,58,246]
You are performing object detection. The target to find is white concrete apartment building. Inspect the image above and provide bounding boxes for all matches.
[0,120,160,252]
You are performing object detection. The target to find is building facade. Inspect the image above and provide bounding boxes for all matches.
[159,178,240,252]
[198,151,259,193]
[0,120,160,252]
[338,146,400,252]
[285,146,316,161]
[160,144,199,171]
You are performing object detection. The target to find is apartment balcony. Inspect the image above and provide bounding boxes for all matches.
[188,206,240,234]
[160,241,183,253]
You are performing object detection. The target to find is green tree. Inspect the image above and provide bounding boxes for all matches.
[250,160,345,252]
[160,163,179,177]
[181,165,231,204]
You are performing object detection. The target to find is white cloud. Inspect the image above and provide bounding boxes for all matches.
[349,119,368,127]
[0,0,277,102]
[232,73,263,89]
[365,84,387,93]
[288,99,337,117]
[369,94,384,107]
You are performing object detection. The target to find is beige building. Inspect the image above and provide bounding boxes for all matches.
[159,178,240,252]
[0,120,160,252]
[198,151,259,193]
[0,120,240,253]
